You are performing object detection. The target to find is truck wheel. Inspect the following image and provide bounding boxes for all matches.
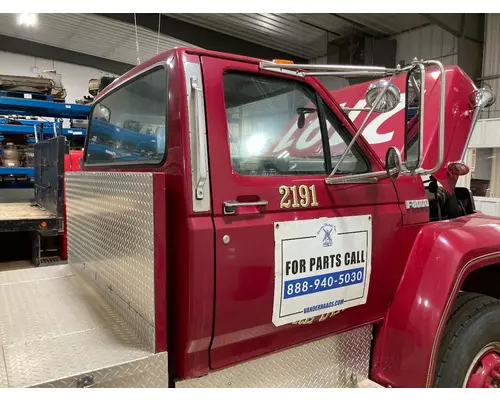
[434,292,500,388]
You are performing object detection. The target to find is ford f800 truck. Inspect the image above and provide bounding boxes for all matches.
[0,47,498,389]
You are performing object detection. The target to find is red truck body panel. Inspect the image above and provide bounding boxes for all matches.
[202,55,402,371]
[84,47,500,387]
[372,213,500,387]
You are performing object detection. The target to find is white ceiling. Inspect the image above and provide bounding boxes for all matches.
[168,13,331,60]
[0,13,431,66]
[0,13,196,66]
[167,13,430,59]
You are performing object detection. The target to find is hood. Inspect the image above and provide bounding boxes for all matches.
[329,66,477,193]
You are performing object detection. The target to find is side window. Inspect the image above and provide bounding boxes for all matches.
[86,67,167,166]
[323,102,370,174]
[223,71,368,176]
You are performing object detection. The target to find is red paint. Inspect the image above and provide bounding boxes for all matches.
[393,174,430,226]
[165,52,214,378]
[467,351,500,388]
[69,150,83,172]
[61,150,83,261]
[371,214,500,387]
[201,55,404,370]
[79,47,500,387]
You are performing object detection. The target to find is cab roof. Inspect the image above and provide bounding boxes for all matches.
[96,47,264,101]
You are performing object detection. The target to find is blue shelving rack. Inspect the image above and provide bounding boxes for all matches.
[0,94,91,179]
[0,122,86,137]
[0,167,34,178]
[0,96,90,120]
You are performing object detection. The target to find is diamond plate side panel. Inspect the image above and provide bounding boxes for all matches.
[0,264,159,388]
[35,353,169,388]
[177,325,373,388]
[0,347,7,388]
[66,172,156,352]
[72,263,155,353]
[4,328,150,388]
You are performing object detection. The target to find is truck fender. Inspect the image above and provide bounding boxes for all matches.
[370,217,500,388]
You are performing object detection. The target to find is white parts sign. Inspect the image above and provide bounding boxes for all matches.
[272,215,372,326]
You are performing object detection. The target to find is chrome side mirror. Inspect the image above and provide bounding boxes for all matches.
[385,146,402,181]
[365,80,401,113]
[470,87,496,108]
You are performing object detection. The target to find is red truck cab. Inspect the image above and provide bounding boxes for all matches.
[59,47,499,388]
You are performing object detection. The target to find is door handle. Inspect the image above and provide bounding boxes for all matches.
[223,200,268,215]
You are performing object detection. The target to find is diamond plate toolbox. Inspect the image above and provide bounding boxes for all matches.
[176,325,373,388]
[0,264,168,388]
[66,172,156,352]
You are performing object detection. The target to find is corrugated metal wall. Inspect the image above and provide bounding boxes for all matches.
[481,14,500,119]
[468,119,500,147]
[309,24,457,68]
[474,198,500,216]
[393,24,458,66]
[469,14,500,216]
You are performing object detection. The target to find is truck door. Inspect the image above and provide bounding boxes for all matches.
[201,56,404,369]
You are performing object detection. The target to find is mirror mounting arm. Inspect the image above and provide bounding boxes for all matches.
[414,60,446,175]
[326,60,447,186]
[327,72,398,181]
[459,87,496,163]
[402,63,425,173]
[325,170,387,185]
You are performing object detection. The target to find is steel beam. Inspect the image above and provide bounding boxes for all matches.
[97,13,308,63]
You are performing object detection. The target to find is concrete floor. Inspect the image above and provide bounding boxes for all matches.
[0,260,35,271]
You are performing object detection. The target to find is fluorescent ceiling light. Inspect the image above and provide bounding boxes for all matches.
[17,13,38,27]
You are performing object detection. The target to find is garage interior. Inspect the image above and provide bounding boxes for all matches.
[1,13,498,250]
[0,12,500,389]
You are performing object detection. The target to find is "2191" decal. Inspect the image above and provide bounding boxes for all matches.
[279,185,319,209]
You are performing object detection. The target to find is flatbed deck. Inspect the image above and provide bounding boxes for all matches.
[0,264,167,387]
[0,202,57,232]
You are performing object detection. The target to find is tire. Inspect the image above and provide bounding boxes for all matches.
[434,292,500,388]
